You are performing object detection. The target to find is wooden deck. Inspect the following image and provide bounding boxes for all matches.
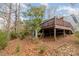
[41,17,73,40]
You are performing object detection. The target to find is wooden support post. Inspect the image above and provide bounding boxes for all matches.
[69,30,71,35]
[49,29,51,38]
[42,29,44,38]
[63,29,66,37]
[54,28,56,41]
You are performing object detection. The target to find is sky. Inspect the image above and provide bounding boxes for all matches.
[31,3,79,16]
[21,3,79,20]
[30,3,79,21]
[30,3,79,31]
[0,3,79,31]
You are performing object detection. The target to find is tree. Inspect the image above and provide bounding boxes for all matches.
[26,6,46,39]
[7,3,12,40]
[0,3,12,40]
[14,3,21,33]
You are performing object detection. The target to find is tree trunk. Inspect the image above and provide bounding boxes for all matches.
[15,3,18,33]
[15,3,20,34]
[7,3,12,40]
[35,30,38,39]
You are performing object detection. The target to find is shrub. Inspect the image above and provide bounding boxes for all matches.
[75,31,79,38]
[10,31,28,40]
[15,44,20,53]
[0,31,7,50]
[18,31,27,40]
[75,39,79,44]
[32,38,40,44]
[37,45,47,54]
[10,32,17,40]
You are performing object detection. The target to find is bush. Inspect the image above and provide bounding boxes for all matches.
[37,45,47,54]
[0,31,7,50]
[10,31,28,40]
[75,31,79,38]
[75,39,79,44]
[15,44,20,53]
[18,31,27,40]
[10,32,17,40]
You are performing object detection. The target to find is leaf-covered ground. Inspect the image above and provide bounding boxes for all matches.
[0,35,79,56]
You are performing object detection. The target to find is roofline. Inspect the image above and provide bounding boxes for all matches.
[41,16,64,25]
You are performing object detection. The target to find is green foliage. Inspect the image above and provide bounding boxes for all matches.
[0,31,7,50]
[32,18,42,31]
[75,31,79,38]
[25,6,46,38]
[10,30,29,40]
[24,20,33,34]
[30,6,45,31]
[74,32,79,44]
[18,32,25,40]
[15,44,20,53]
[75,39,79,44]
[37,45,47,54]
[10,32,17,40]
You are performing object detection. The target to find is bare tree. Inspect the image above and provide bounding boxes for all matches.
[14,3,20,33]
[7,3,12,40]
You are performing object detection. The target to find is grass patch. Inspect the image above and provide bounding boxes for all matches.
[75,31,79,38]
[18,32,25,40]
[15,44,20,53]
[74,32,79,44]
[37,44,48,55]
[0,31,7,50]
[32,38,40,44]
[10,32,17,40]
[74,39,79,44]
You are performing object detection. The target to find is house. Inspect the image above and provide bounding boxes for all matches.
[40,16,74,40]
